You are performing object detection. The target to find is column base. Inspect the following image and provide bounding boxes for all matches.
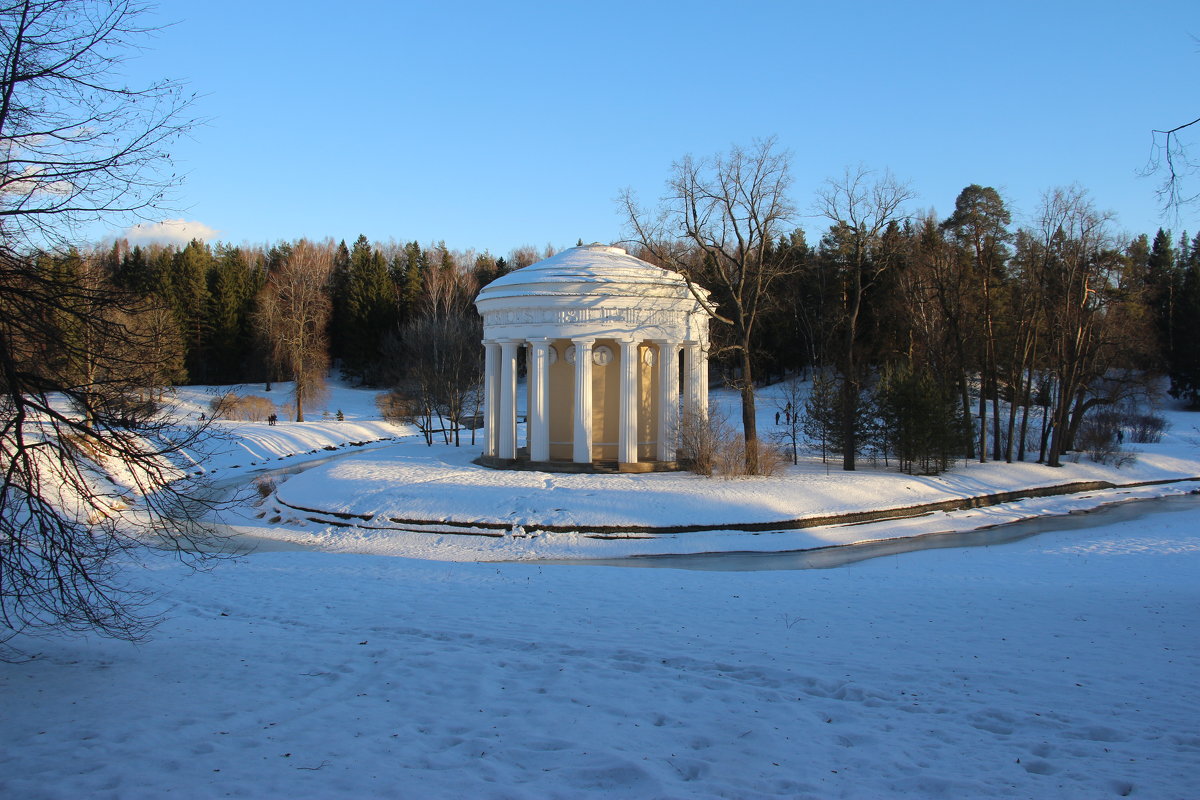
[475,455,681,474]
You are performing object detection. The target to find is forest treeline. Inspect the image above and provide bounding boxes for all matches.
[24,185,1200,471]
[674,184,1200,473]
[77,236,540,385]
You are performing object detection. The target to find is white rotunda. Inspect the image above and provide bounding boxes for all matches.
[475,243,709,471]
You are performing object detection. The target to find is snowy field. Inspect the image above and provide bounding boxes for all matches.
[1,379,1198,798]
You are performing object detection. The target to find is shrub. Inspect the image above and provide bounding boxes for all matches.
[715,437,786,478]
[209,393,276,422]
[253,476,276,499]
[376,389,421,424]
[1075,409,1135,467]
[680,405,784,477]
[678,406,725,477]
[1126,412,1169,444]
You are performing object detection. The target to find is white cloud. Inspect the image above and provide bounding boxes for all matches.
[123,218,220,245]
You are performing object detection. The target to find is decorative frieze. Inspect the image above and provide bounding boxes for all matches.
[485,306,688,330]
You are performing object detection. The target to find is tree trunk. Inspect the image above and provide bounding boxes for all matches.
[740,343,759,474]
[978,386,987,463]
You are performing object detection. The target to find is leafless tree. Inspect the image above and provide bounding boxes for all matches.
[814,165,915,470]
[1,247,226,648]
[621,137,796,473]
[508,245,541,269]
[255,240,334,422]
[397,313,483,446]
[0,1,221,649]
[417,244,478,319]
[1027,186,1152,467]
[1144,114,1200,220]
[0,0,196,249]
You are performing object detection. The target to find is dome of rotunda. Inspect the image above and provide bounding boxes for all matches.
[475,243,695,303]
[475,244,708,344]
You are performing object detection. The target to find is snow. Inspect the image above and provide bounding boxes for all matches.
[1,378,1198,798]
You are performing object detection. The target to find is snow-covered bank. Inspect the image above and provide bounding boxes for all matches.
[162,379,1200,563]
[2,508,1196,799]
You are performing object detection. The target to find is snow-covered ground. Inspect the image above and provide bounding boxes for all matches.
[1,379,1198,798]
[181,378,1200,562]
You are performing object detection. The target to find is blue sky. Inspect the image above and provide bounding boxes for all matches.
[112,0,1199,253]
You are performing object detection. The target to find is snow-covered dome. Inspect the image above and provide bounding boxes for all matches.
[475,244,707,342]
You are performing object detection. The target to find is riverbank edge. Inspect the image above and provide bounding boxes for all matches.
[270,475,1200,539]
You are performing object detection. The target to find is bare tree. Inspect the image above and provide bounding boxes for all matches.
[1,247,225,647]
[1027,186,1151,467]
[814,165,915,470]
[0,0,196,248]
[255,240,334,422]
[397,313,483,446]
[1144,115,1200,219]
[622,137,796,473]
[0,0,220,648]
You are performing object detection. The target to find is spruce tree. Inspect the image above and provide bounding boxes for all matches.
[169,239,214,383]
[342,235,397,382]
[1145,228,1177,367]
[205,244,254,383]
[328,239,352,367]
[1170,232,1200,405]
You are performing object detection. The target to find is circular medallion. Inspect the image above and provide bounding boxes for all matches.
[547,344,558,364]
[565,345,576,365]
[642,348,656,367]
[592,345,612,366]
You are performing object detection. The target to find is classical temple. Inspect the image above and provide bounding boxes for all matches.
[474,244,710,472]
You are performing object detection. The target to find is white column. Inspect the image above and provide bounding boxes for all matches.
[617,339,638,466]
[483,340,499,457]
[655,340,679,462]
[684,340,705,423]
[498,339,520,460]
[572,338,594,463]
[527,338,550,462]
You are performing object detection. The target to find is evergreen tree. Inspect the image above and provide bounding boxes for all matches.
[942,185,1011,463]
[873,361,965,474]
[399,241,425,321]
[114,244,152,296]
[1169,232,1200,405]
[327,239,352,366]
[168,239,213,383]
[205,244,254,382]
[341,235,397,382]
[1144,228,1177,367]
